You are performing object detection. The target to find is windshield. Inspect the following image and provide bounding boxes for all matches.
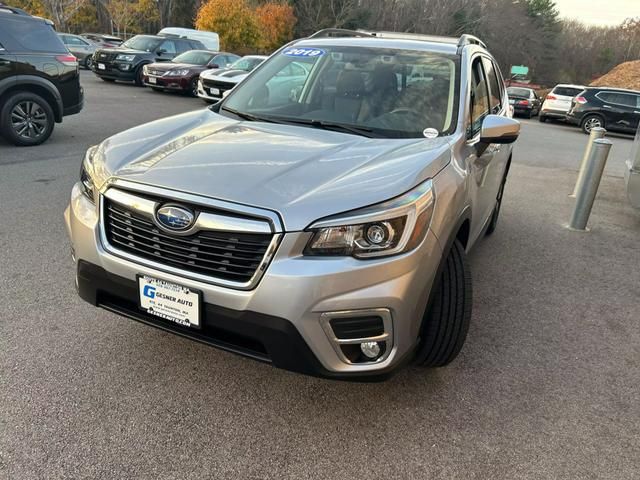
[230,57,266,72]
[222,46,458,138]
[507,87,532,98]
[173,50,215,65]
[122,36,162,52]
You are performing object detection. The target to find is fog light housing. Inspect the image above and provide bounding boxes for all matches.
[360,341,381,359]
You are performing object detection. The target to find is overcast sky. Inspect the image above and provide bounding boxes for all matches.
[555,0,640,26]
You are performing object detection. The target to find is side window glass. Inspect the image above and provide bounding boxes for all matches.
[159,40,176,55]
[482,57,502,114]
[469,58,490,138]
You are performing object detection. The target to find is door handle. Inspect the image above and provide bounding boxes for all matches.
[634,111,640,114]
[603,105,612,108]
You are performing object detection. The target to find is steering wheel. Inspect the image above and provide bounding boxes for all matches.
[389,107,423,120]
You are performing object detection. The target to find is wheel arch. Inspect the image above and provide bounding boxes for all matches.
[0,76,63,122]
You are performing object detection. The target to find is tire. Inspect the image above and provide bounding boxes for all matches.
[416,239,472,367]
[526,110,532,119]
[0,92,55,146]
[134,66,145,86]
[539,114,547,123]
[84,56,93,70]
[101,77,116,83]
[188,78,198,97]
[581,114,604,134]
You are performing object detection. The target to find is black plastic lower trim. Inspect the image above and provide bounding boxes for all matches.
[76,261,406,381]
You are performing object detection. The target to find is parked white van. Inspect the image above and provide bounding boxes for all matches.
[158,27,219,51]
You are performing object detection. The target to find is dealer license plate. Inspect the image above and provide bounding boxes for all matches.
[98,63,106,70]
[149,76,157,84]
[138,276,201,328]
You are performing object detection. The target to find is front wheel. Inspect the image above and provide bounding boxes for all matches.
[539,114,547,123]
[84,56,93,70]
[0,92,55,146]
[415,239,472,367]
[188,78,199,97]
[581,114,604,134]
[134,66,145,86]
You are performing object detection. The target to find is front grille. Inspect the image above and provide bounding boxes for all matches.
[202,78,235,91]
[96,51,118,62]
[103,199,273,284]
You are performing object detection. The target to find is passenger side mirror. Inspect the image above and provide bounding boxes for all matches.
[480,115,520,145]
[156,49,166,55]
[210,63,220,69]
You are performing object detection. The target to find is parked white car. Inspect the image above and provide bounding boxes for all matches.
[197,55,267,103]
[157,27,219,51]
[539,84,586,122]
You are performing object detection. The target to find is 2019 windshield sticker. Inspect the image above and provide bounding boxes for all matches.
[282,48,326,58]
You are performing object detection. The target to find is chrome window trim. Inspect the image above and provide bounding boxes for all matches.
[98,181,283,290]
[320,309,394,365]
[595,91,640,109]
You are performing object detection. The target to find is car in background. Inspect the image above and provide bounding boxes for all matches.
[158,28,219,51]
[197,55,267,102]
[0,5,83,146]
[539,84,585,123]
[566,86,640,134]
[81,33,123,48]
[142,50,239,96]
[507,87,541,118]
[58,33,96,69]
[92,34,205,85]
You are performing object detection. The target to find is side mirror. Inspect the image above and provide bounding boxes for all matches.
[156,49,166,55]
[480,115,520,145]
[210,63,220,69]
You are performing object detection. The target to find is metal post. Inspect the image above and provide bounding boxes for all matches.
[568,138,613,231]
[570,127,606,197]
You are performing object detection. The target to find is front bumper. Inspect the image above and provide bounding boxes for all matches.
[92,61,137,81]
[64,183,443,378]
[196,79,225,102]
[143,75,190,91]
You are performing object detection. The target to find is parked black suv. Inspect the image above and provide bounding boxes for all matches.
[0,5,83,146]
[566,87,640,134]
[92,35,205,86]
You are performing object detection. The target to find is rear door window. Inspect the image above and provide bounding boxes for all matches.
[553,87,583,97]
[0,17,66,53]
[481,57,502,114]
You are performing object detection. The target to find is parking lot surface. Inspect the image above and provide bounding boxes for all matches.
[1,71,639,479]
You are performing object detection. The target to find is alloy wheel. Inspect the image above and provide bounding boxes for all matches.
[584,116,602,132]
[10,101,49,140]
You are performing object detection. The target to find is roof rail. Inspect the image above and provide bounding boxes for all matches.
[308,28,373,39]
[458,34,486,49]
[0,4,31,15]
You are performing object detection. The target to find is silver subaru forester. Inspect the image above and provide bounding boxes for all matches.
[65,29,520,379]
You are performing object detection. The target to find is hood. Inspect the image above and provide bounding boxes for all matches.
[98,109,452,231]
[97,47,149,56]
[201,69,250,82]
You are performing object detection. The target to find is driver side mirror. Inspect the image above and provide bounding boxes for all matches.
[480,115,520,145]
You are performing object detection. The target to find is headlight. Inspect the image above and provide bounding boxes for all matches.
[79,145,109,204]
[116,54,135,62]
[166,69,190,76]
[304,179,435,258]
[142,65,148,74]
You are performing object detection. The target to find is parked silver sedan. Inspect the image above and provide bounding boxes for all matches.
[58,33,96,69]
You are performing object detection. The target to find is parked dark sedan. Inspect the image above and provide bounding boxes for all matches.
[507,87,541,118]
[142,50,239,96]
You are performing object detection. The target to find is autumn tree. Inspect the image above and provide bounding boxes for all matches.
[255,2,296,52]
[195,0,260,51]
[40,0,88,30]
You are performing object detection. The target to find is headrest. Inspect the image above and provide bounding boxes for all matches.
[336,70,365,97]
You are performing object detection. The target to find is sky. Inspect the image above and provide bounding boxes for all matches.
[555,0,640,26]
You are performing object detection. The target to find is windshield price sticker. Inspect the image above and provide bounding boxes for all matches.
[283,48,325,58]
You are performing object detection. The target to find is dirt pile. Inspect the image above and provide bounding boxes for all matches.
[590,60,640,90]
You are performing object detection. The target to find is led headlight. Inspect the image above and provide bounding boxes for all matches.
[115,54,135,62]
[79,145,109,204]
[165,69,190,76]
[304,179,435,259]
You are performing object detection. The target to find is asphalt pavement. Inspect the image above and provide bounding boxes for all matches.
[1,71,639,479]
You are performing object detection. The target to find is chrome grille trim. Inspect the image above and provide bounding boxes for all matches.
[98,182,283,290]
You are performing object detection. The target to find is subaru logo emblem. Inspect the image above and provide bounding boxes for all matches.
[156,205,195,231]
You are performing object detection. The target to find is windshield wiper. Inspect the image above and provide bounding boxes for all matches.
[276,118,378,138]
[220,106,279,124]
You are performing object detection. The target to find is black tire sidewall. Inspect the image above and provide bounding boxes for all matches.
[416,239,472,367]
[0,92,55,146]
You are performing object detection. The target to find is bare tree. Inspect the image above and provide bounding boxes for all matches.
[41,0,88,30]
